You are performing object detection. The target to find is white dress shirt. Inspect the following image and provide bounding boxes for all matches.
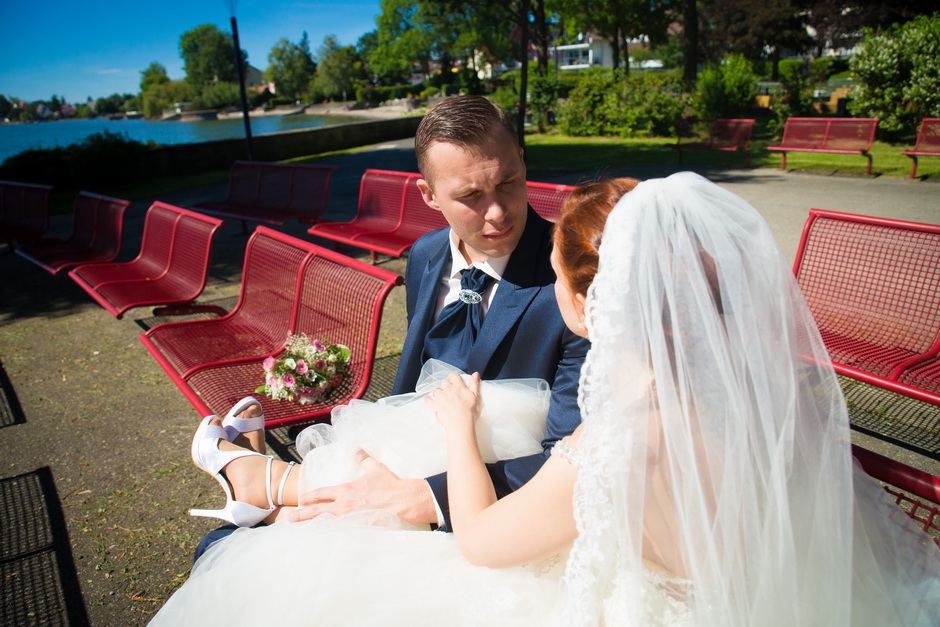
[426,229,512,525]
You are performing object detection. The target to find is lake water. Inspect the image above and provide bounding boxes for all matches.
[0,113,356,164]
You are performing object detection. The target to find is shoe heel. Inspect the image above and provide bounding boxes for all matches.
[190,507,237,525]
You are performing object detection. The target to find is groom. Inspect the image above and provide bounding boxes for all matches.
[196,96,587,556]
[289,95,588,530]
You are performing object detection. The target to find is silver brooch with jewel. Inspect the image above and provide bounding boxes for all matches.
[458,289,484,304]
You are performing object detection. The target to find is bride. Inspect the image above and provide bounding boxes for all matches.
[151,172,939,625]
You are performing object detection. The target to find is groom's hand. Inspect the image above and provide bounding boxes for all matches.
[290,449,438,524]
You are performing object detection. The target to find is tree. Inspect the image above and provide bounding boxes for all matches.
[850,14,940,140]
[141,80,194,119]
[140,62,170,92]
[705,0,811,80]
[693,53,758,118]
[266,33,317,101]
[806,0,937,56]
[94,93,135,115]
[312,36,362,101]
[179,24,246,89]
[682,0,700,85]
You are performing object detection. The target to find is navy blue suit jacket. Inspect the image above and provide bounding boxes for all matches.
[393,207,589,530]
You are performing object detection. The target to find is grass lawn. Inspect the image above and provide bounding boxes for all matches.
[522,130,940,179]
[49,125,936,213]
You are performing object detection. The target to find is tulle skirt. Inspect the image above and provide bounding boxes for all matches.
[150,362,564,625]
[151,511,566,626]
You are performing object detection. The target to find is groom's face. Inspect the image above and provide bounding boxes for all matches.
[417,130,528,265]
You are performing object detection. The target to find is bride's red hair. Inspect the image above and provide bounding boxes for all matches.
[552,178,640,297]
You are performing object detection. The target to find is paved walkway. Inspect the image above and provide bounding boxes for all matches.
[1,138,938,625]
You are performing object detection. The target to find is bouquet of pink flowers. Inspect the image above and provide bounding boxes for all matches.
[256,334,351,404]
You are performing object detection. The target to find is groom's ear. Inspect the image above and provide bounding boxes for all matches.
[417,178,440,211]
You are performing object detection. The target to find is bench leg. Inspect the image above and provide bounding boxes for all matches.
[676,148,683,165]
[241,220,250,235]
[864,152,872,176]
[745,150,752,169]
[909,156,918,179]
[779,152,787,170]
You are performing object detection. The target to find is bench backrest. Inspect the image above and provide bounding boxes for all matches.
[292,239,404,398]
[134,203,184,276]
[156,203,224,291]
[67,192,131,257]
[231,229,312,353]
[781,118,878,151]
[793,209,940,367]
[913,118,940,153]
[355,169,414,228]
[0,180,52,237]
[394,176,449,239]
[707,119,754,148]
[224,161,338,215]
[526,181,579,223]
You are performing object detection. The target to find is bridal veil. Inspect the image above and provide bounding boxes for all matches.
[563,172,939,625]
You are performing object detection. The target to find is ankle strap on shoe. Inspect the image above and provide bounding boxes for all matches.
[277,461,296,507]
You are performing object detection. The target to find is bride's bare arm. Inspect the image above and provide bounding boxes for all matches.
[426,374,579,568]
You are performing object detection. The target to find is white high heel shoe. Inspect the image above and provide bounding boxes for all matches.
[190,416,294,527]
[221,396,265,447]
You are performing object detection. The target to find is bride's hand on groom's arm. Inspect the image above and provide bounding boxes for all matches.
[288,449,438,525]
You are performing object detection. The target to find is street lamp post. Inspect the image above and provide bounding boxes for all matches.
[225,0,254,160]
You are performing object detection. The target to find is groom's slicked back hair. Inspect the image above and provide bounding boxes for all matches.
[415,95,518,182]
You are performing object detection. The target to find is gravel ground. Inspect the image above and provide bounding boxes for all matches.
[1,140,938,625]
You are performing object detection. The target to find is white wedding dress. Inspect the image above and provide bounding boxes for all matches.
[151,361,692,626]
[152,361,565,626]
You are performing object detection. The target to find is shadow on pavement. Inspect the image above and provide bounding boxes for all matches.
[0,357,25,429]
[0,467,89,626]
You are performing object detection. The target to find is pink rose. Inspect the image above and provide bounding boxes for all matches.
[263,356,276,372]
[314,359,327,371]
[296,359,308,375]
[313,340,326,351]
[283,373,296,387]
[331,373,344,386]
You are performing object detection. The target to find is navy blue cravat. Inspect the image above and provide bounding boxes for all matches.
[422,267,494,372]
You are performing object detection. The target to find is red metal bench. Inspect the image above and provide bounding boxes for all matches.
[307,169,419,259]
[140,226,403,429]
[192,161,338,232]
[0,180,53,246]
[69,202,225,319]
[768,117,879,175]
[525,180,580,223]
[793,209,940,407]
[340,175,449,260]
[15,192,131,275]
[852,445,940,545]
[666,118,755,168]
[902,118,940,179]
[308,170,579,260]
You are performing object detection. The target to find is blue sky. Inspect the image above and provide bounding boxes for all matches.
[0,1,383,103]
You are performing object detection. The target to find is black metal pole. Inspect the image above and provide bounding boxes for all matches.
[230,16,254,160]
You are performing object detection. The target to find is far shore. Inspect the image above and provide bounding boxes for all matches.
[1,101,424,126]
[303,101,426,120]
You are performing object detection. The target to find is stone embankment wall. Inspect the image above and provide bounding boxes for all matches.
[144,116,423,178]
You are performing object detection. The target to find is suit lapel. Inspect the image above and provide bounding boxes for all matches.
[467,209,550,374]
[399,234,450,376]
